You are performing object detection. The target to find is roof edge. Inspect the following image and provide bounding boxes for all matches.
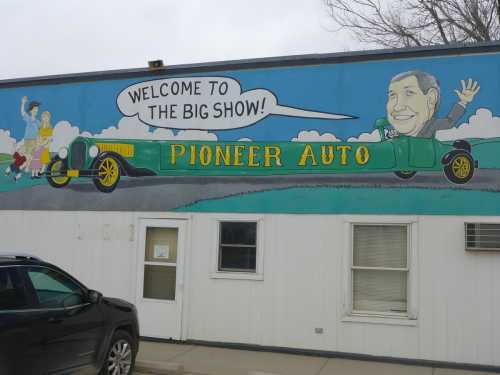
[2,41,500,88]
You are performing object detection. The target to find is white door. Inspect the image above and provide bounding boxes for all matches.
[136,219,186,339]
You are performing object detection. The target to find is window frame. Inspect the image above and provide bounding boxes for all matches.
[342,217,418,325]
[210,216,264,281]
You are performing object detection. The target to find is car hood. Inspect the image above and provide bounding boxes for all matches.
[102,296,136,313]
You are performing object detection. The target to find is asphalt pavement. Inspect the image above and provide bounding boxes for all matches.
[1,169,500,211]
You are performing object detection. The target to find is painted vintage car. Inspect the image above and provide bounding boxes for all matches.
[46,119,478,193]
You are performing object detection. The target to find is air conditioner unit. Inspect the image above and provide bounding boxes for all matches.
[465,223,500,251]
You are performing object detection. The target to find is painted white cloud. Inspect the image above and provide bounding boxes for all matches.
[238,137,252,142]
[0,129,16,154]
[50,121,91,152]
[94,117,173,140]
[171,130,217,141]
[347,129,381,143]
[72,116,217,143]
[436,108,500,141]
[43,117,220,153]
[291,130,340,142]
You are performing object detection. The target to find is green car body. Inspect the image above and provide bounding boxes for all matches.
[46,120,477,193]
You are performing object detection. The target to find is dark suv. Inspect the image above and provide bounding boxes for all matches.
[0,253,139,375]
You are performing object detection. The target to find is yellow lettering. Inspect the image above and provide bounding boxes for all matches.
[248,145,260,167]
[264,146,282,167]
[320,145,335,165]
[215,145,231,166]
[298,144,318,166]
[336,145,352,165]
[199,145,212,166]
[189,144,196,166]
[170,144,186,165]
[355,145,370,165]
[234,145,245,166]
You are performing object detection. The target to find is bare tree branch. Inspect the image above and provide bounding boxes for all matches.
[324,0,500,47]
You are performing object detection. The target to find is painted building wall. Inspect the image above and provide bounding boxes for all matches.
[1,210,499,366]
[1,45,500,367]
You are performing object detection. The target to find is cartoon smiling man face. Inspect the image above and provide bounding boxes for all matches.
[386,72,439,136]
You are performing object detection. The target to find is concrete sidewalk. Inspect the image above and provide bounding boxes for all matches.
[133,341,497,375]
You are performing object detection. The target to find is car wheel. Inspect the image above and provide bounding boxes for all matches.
[92,155,121,193]
[46,158,71,188]
[100,330,136,375]
[444,152,474,184]
[394,170,416,179]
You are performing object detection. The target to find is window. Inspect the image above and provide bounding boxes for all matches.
[218,221,257,272]
[0,268,28,311]
[351,224,409,316]
[27,267,85,309]
[143,227,178,301]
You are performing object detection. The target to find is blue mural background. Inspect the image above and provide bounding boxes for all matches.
[1,53,498,142]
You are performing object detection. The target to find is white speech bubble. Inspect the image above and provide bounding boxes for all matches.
[117,77,354,130]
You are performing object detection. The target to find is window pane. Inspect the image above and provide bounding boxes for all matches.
[353,225,407,268]
[219,246,256,272]
[220,222,256,245]
[27,268,84,308]
[143,265,176,300]
[145,227,178,263]
[353,269,407,313]
[0,269,28,310]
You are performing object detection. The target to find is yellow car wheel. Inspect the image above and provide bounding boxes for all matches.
[444,153,474,184]
[93,155,121,193]
[46,158,71,188]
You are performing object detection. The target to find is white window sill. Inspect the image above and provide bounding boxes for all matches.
[342,314,418,326]
[210,272,264,281]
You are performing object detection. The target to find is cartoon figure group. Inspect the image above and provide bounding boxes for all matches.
[4,96,53,182]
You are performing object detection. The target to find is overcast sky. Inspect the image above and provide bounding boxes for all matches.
[0,0,365,80]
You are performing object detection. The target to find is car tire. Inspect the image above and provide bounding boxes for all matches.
[444,152,474,184]
[99,330,136,375]
[394,170,416,179]
[46,157,71,188]
[92,154,121,193]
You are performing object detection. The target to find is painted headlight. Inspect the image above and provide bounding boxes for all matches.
[58,148,68,159]
[89,145,99,158]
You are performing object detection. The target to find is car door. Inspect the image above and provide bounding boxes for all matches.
[0,266,47,375]
[408,136,436,168]
[23,266,106,374]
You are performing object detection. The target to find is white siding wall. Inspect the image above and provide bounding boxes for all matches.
[1,210,499,366]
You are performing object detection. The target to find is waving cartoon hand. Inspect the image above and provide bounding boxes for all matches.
[455,78,480,106]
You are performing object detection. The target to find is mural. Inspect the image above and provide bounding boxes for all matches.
[1,48,500,214]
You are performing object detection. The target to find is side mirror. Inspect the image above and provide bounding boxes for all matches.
[87,289,102,304]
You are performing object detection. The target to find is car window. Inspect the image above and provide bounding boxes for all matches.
[0,268,29,311]
[27,267,85,309]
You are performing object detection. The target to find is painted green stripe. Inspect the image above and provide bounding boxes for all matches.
[176,187,500,215]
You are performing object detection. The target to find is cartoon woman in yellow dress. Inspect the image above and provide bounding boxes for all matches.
[38,111,53,174]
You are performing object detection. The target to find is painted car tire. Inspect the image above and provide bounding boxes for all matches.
[92,155,121,193]
[46,158,71,188]
[394,171,417,179]
[444,152,474,184]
